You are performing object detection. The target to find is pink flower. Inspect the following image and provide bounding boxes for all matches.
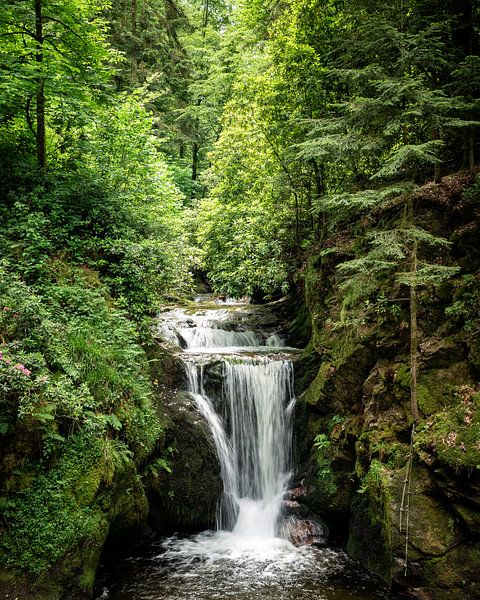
[13,363,31,376]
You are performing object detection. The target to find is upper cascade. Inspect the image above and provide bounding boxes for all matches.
[157,304,287,351]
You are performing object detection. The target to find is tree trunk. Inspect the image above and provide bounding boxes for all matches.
[431,128,441,183]
[35,0,46,169]
[408,198,420,422]
[294,192,300,251]
[131,0,138,83]
[191,141,199,182]
[469,130,475,173]
[203,0,209,30]
[311,159,325,242]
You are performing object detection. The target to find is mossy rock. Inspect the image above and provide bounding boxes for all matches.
[419,336,466,370]
[347,493,394,582]
[415,389,480,470]
[452,503,480,537]
[420,543,480,599]
[417,361,474,416]
[294,343,321,397]
[0,431,156,600]
[302,345,373,414]
[145,343,186,390]
[302,441,357,537]
[302,362,332,408]
[0,517,109,600]
[148,390,222,531]
[103,459,149,536]
[385,467,463,559]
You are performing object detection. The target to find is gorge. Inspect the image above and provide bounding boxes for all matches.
[1,1,479,599]
[95,298,389,600]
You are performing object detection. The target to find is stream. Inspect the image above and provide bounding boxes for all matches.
[96,298,392,600]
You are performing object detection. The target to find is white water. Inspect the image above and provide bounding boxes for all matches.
[186,358,295,537]
[97,303,389,600]
[181,327,261,349]
[157,307,285,351]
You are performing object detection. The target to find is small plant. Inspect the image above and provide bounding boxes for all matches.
[313,433,337,496]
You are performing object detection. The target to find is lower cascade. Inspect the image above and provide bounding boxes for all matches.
[186,357,295,537]
[96,299,389,600]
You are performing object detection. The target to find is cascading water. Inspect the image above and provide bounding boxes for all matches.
[167,302,295,542]
[186,357,295,537]
[95,299,389,600]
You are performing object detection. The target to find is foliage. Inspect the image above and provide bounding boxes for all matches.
[313,433,337,496]
[0,0,479,584]
[0,262,162,572]
[357,459,392,528]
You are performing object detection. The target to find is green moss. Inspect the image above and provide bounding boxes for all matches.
[416,362,473,416]
[347,460,395,584]
[422,543,480,591]
[361,427,409,469]
[395,363,410,388]
[303,362,332,406]
[452,503,480,535]
[313,434,337,497]
[416,389,480,470]
[78,566,96,592]
[347,460,394,582]
[0,432,106,574]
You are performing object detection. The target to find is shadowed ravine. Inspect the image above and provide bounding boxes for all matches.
[95,299,391,600]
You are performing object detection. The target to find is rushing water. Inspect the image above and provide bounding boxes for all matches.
[97,299,391,600]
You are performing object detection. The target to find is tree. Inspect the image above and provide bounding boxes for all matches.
[0,0,114,169]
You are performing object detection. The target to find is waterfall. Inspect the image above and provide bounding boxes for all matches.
[157,308,285,351]
[99,301,384,600]
[160,302,295,541]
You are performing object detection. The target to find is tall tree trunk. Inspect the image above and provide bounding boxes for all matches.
[294,192,300,251]
[431,128,441,183]
[35,0,46,169]
[131,0,138,83]
[311,159,325,242]
[469,130,475,173]
[203,0,209,29]
[408,198,420,422]
[191,140,199,182]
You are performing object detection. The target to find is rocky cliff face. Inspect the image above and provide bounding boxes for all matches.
[292,172,480,600]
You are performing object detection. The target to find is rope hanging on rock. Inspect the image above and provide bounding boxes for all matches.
[399,422,415,577]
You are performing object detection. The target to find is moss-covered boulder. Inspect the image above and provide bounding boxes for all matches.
[0,431,152,600]
[147,390,222,532]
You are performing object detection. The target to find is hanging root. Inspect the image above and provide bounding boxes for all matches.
[399,422,416,576]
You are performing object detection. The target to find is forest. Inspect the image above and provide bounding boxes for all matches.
[1,1,480,599]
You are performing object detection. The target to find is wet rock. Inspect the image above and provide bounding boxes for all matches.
[282,516,328,548]
[285,483,308,501]
[281,490,330,547]
[147,390,222,532]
